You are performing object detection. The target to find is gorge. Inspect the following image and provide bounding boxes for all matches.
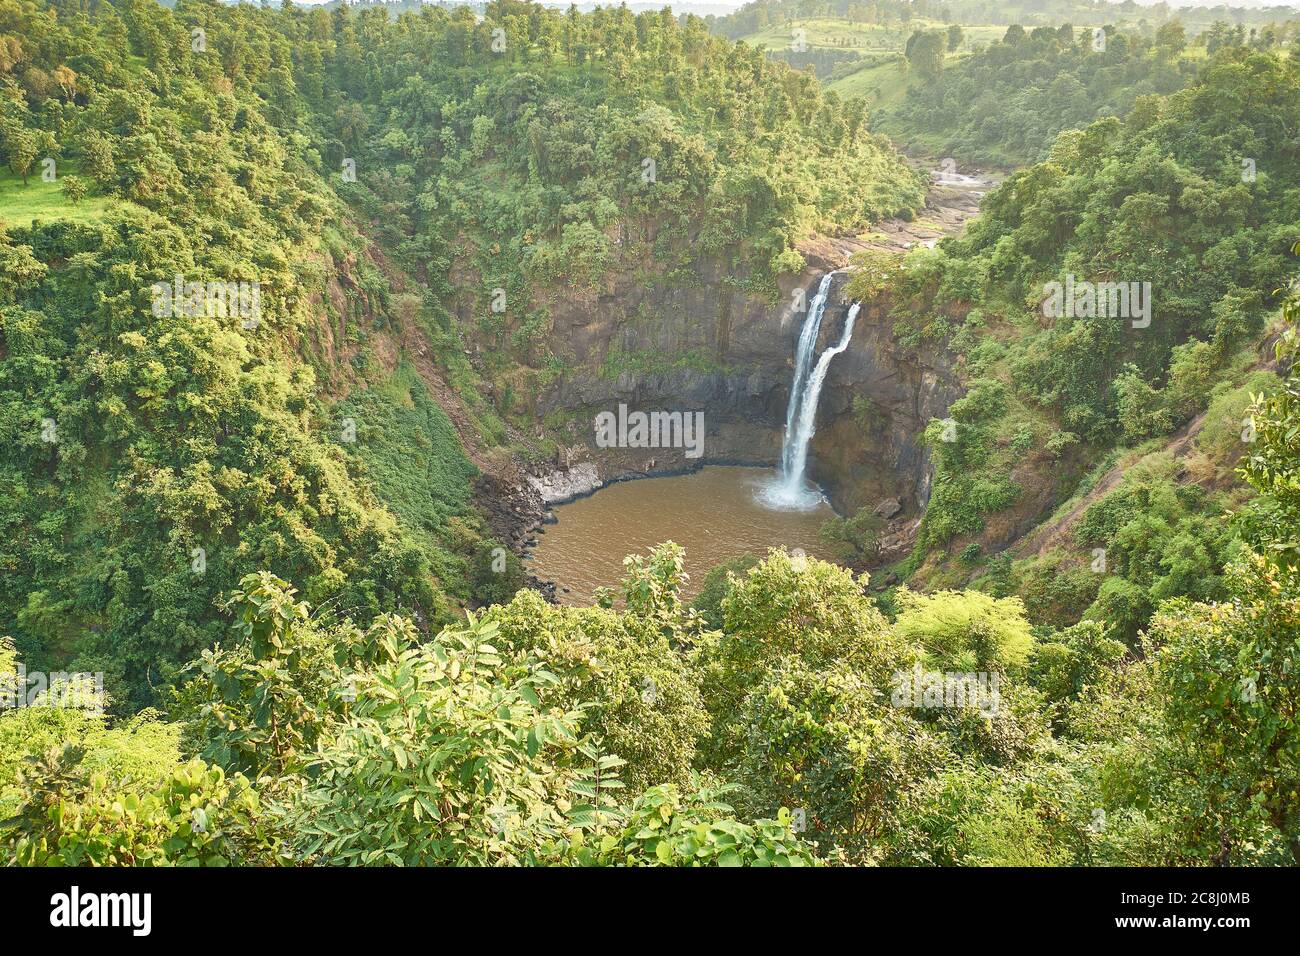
[531,277,867,600]
[6,0,1299,873]
[513,169,984,596]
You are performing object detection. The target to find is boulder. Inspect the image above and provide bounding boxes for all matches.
[874,497,902,520]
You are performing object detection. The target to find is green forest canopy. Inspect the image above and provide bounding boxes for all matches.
[0,0,1297,867]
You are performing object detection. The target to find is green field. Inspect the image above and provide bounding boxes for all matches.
[0,167,115,228]
[740,17,1007,54]
[826,55,914,106]
[742,17,1009,107]
[742,17,915,53]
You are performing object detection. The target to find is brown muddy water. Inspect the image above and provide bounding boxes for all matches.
[526,466,839,605]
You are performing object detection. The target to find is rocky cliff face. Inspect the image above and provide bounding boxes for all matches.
[312,184,974,595]
[813,288,963,519]
[529,251,830,478]
[474,250,962,536]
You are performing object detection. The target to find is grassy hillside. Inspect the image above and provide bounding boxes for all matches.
[825,53,914,105]
[710,0,1300,37]
[737,15,1006,80]
[739,16,1004,52]
[0,167,117,226]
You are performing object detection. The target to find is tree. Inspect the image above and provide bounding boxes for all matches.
[1155,21,1187,56]
[279,615,588,866]
[1030,620,1127,710]
[484,555,711,793]
[61,175,86,205]
[1150,555,1300,863]
[698,551,907,765]
[4,127,36,184]
[79,130,116,187]
[0,639,270,866]
[1242,246,1300,568]
[736,654,944,861]
[906,29,945,80]
[563,783,820,866]
[893,588,1036,672]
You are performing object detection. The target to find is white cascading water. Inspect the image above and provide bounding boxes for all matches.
[781,273,835,478]
[762,289,861,510]
[785,300,860,490]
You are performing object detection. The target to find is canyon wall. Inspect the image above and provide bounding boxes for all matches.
[813,286,964,519]
[450,243,962,533]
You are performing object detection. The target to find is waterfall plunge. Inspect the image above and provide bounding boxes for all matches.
[761,279,860,511]
[781,273,834,478]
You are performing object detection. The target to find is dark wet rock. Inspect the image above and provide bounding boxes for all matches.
[526,576,557,603]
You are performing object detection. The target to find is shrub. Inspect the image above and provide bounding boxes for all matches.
[893,588,1036,672]
[698,551,906,766]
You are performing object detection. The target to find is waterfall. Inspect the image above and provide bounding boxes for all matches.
[784,301,859,494]
[781,273,835,479]
[762,284,859,510]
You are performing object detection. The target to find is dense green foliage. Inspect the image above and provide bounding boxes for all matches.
[2,0,1299,869]
[0,0,535,710]
[8,510,1298,865]
[0,0,928,710]
[883,22,1205,166]
[325,0,924,374]
[711,0,1300,100]
[844,47,1299,639]
[484,548,711,793]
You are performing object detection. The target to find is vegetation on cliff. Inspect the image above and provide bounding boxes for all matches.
[836,44,1298,651]
[2,0,1299,869]
[0,0,923,710]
